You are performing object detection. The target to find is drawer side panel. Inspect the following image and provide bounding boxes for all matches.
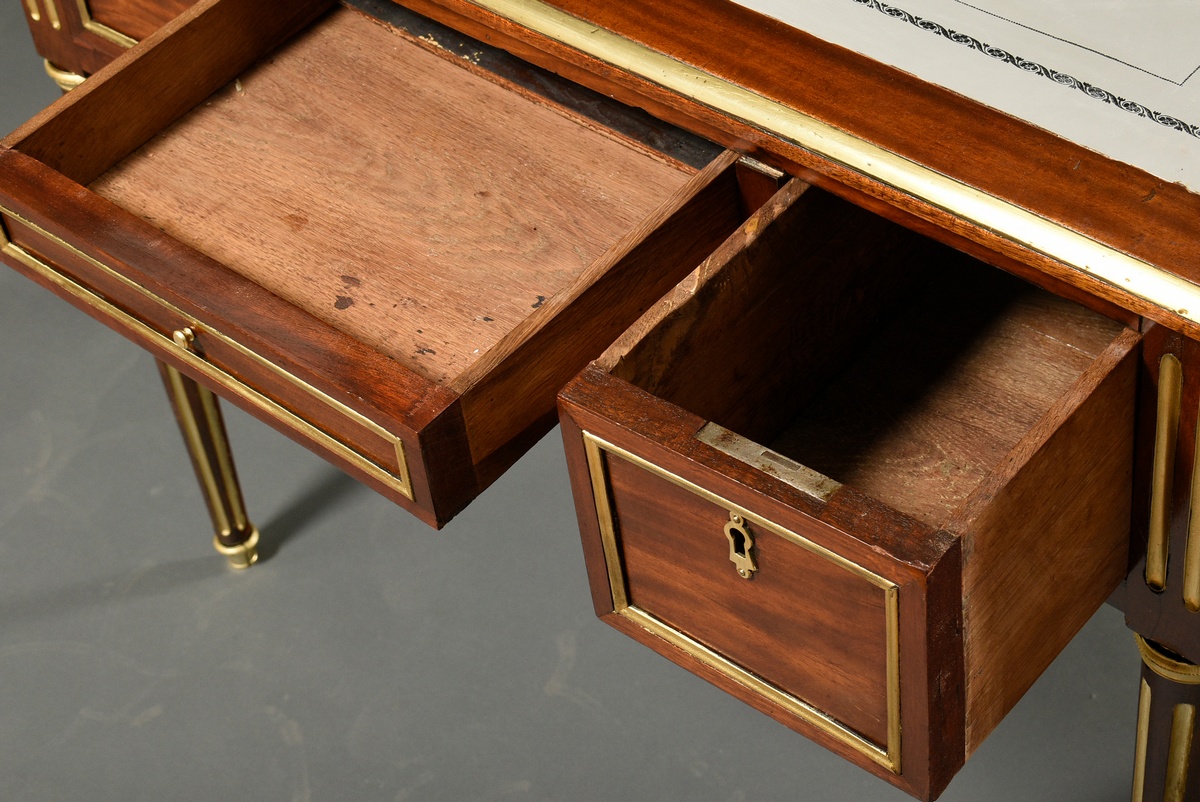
[960,328,1139,752]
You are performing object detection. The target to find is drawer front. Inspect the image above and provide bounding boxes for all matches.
[0,205,416,503]
[582,430,901,771]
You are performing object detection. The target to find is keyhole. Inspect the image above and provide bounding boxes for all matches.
[724,512,757,579]
[728,524,747,557]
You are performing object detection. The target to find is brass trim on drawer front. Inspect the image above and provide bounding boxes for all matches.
[74,0,138,47]
[0,208,413,501]
[581,430,902,774]
[471,0,1200,328]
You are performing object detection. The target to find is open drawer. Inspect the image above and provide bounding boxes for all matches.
[0,0,766,526]
[558,179,1140,799]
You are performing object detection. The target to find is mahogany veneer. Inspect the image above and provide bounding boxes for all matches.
[10,0,1181,798]
[559,179,1139,799]
[0,0,755,525]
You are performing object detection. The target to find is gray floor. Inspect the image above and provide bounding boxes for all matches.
[0,6,1143,800]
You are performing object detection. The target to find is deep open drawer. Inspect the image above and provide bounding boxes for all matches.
[558,178,1140,800]
[0,0,767,526]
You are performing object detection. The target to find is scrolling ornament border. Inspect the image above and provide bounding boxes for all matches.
[852,0,1200,139]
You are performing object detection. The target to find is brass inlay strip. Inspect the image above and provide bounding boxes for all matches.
[164,362,234,536]
[43,60,87,92]
[1132,678,1151,802]
[1166,704,1196,802]
[470,0,1200,327]
[584,434,628,611]
[74,0,137,47]
[1149,354,1183,590]
[1136,635,1200,686]
[24,0,40,23]
[43,0,59,29]
[0,212,413,501]
[582,430,901,773]
[1185,398,1200,611]
[198,370,253,535]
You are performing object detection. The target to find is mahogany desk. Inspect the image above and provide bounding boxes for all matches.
[8,0,1200,798]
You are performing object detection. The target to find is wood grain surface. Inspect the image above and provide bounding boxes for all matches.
[558,365,965,800]
[407,0,1200,340]
[607,450,892,747]
[86,0,196,40]
[770,268,1125,531]
[90,5,693,385]
[954,327,1137,752]
[560,162,1139,795]
[6,0,333,184]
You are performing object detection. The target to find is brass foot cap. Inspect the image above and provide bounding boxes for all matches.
[214,527,260,569]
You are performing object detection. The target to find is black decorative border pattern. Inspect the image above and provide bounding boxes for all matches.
[851,0,1200,139]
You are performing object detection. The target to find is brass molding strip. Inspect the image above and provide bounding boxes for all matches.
[469,0,1200,327]
[1166,704,1196,802]
[74,0,137,47]
[43,60,87,92]
[1136,635,1200,686]
[164,363,236,537]
[1149,353,1183,590]
[43,0,59,29]
[23,0,41,23]
[582,430,902,774]
[0,211,413,501]
[1186,397,1200,611]
[1132,678,1151,802]
[583,433,628,611]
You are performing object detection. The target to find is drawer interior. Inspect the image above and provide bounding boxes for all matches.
[606,180,1130,532]
[84,3,701,388]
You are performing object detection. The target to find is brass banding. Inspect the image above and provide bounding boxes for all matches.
[1132,678,1151,802]
[74,0,137,47]
[42,60,87,93]
[24,0,41,23]
[1136,634,1200,686]
[1166,704,1197,802]
[1149,353,1182,590]
[471,0,1200,328]
[1185,396,1200,610]
[582,430,901,773]
[163,362,234,537]
[43,0,59,29]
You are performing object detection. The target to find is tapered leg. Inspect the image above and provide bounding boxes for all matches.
[1132,636,1200,802]
[157,360,259,568]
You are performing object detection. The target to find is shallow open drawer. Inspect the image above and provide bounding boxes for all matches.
[0,0,764,526]
[558,179,1139,799]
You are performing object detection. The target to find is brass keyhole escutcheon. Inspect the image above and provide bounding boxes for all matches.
[724,511,757,580]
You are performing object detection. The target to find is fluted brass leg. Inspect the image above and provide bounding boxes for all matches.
[1133,636,1200,802]
[157,360,259,568]
[43,60,86,93]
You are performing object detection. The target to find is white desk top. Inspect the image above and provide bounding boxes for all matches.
[738,0,1200,192]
